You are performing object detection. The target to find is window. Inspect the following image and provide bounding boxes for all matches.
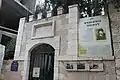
[1,35,16,60]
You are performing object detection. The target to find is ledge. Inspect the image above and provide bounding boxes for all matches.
[57,56,115,61]
[68,4,78,8]
[89,69,104,72]
[66,69,103,72]
[66,69,89,72]
[14,56,27,60]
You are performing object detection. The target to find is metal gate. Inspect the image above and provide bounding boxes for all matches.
[28,44,55,80]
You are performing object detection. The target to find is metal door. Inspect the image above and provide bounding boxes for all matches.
[28,44,54,80]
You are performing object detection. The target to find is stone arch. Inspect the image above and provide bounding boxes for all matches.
[28,43,55,80]
[23,36,60,80]
[28,43,55,54]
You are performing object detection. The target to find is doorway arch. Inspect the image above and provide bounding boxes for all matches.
[28,43,55,80]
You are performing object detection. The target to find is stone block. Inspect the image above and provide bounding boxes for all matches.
[61,18,68,25]
[118,27,120,34]
[117,75,120,80]
[67,48,77,56]
[68,28,77,40]
[102,56,115,60]
[56,20,62,27]
[4,72,22,80]
[57,56,74,61]
[94,75,106,80]
[68,5,79,24]
[54,66,59,73]
[112,27,119,35]
[103,61,115,75]
[56,19,68,28]
[115,50,120,59]
[67,24,78,29]
[116,59,120,68]
[54,72,59,80]
[67,40,77,56]
[56,30,68,40]
[59,66,67,76]
[66,72,89,80]
[109,75,116,80]
[18,61,24,71]
[54,59,59,67]
[68,39,77,46]
[89,74,95,80]
[69,12,78,18]
[0,74,4,80]
[37,13,42,20]
[69,4,78,13]
[29,15,34,22]
[57,7,63,15]
[117,70,120,76]
[47,11,52,18]
[107,66,116,75]
[113,42,120,50]
[68,17,78,24]
[20,44,26,52]
[110,13,119,21]
[55,49,60,56]
[105,74,110,80]
[4,60,12,71]
[60,43,68,56]
[112,35,120,42]
[59,74,67,80]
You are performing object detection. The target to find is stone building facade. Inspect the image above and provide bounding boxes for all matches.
[10,3,120,80]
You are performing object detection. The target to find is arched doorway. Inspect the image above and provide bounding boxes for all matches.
[28,44,55,80]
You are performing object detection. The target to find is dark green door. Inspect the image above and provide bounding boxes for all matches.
[28,44,55,80]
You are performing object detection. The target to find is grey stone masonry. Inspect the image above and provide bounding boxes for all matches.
[109,3,120,80]
[13,3,120,80]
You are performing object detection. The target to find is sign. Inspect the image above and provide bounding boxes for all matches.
[11,61,19,72]
[0,45,5,73]
[78,16,112,56]
[33,67,40,77]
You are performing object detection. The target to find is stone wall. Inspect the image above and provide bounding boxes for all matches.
[12,3,120,80]
[14,11,69,80]
[58,4,117,80]
[0,60,23,80]
[109,4,120,80]
[61,61,115,80]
